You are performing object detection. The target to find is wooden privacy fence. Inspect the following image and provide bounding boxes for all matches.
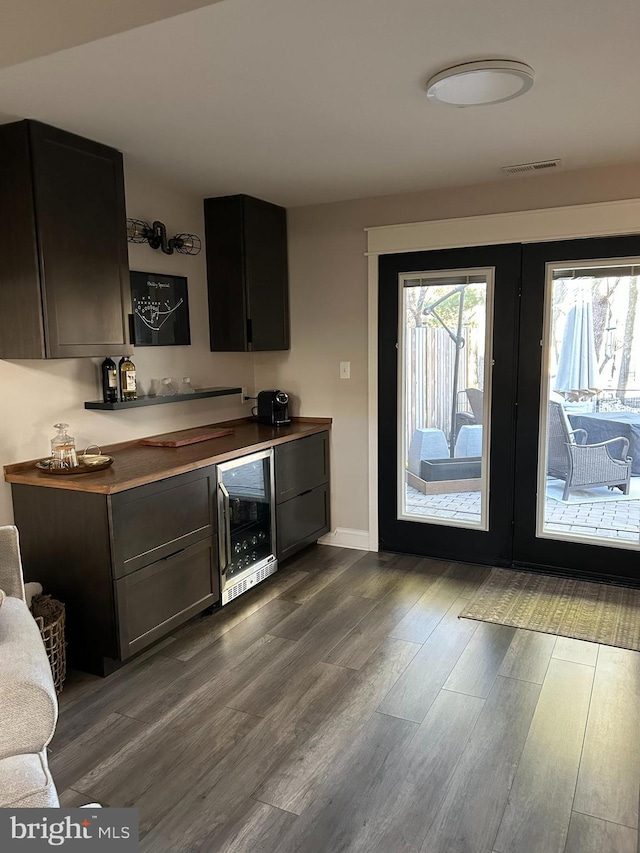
[404,326,471,455]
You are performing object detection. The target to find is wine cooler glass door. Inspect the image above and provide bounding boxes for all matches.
[217,449,275,584]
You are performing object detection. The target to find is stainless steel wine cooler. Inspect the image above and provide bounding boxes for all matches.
[216,448,277,605]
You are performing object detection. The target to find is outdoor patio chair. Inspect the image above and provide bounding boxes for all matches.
[454,388,484,438]
[465,388,484,424]
[547,400,632,501]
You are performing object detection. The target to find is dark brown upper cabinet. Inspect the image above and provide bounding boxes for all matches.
[0,120,129,359]
[204,194,290,351]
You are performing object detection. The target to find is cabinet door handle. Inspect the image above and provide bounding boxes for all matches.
[299,489,313,497]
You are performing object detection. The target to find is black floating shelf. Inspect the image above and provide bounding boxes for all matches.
[84,386,242,411]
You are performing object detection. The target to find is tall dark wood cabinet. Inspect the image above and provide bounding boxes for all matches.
[0,120,129,359]
[204,194,290,351]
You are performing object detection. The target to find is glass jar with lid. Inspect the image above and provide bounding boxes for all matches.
[51,423,78,469]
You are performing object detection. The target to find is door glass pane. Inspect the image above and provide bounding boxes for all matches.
[538,259,640,550]
[399,269,494,529]
[220,456,274,580]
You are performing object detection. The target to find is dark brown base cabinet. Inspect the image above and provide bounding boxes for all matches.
[10,427,330,676]
[275,431,331,560]
[12,467,220,676]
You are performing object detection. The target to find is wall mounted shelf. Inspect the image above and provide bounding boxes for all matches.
[84,386,242,411]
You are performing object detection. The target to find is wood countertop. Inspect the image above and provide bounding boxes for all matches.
[4,418,331,495]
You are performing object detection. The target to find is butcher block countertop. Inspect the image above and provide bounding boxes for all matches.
[4,417,331,495]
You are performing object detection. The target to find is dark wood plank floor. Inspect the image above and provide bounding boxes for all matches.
[51,545,640,853]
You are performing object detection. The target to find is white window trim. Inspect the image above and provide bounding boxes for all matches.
[366,198,640,551]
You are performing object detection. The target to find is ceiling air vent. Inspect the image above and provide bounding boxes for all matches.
[502,159,562,175]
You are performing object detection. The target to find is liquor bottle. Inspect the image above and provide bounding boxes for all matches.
[101,357,118,404]
[119,356,137,402]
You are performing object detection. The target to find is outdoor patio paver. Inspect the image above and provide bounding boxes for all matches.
[405,482,640,545]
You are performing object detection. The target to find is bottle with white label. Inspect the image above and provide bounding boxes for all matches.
[119,356,137,402]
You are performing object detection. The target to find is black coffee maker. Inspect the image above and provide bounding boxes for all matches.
[257,390,291,426]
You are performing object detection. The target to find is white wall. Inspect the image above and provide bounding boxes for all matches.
[255,161,640,540]
[0,161,255,524]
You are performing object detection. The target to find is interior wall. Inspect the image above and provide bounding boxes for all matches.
[0,161,255,525]
[254,161,640,539]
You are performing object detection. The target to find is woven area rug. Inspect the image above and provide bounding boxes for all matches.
[460,568,640,652]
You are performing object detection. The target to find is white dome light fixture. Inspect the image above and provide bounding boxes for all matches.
[426,60,535,107]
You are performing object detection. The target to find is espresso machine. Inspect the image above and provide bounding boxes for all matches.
[257,390,291,426]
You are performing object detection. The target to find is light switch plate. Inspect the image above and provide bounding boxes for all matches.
[339,361,351,379]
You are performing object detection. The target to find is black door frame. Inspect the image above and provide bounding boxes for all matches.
[378,244,521,566]
[378,236,640,583]
[513,234,640,583]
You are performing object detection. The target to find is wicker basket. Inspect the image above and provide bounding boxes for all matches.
[31,594,66,695]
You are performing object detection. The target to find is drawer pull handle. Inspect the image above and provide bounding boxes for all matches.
[299,489,313,497]
[162,548,186,561]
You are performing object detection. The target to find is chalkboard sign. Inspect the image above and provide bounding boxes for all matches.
[130,270,191,346]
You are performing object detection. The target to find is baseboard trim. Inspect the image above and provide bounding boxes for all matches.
[318,527,370,551]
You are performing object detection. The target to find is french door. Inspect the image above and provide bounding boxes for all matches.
[378,235,640,582]
[378,244,521,567]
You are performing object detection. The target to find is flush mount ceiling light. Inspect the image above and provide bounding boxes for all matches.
[426,60,534,107]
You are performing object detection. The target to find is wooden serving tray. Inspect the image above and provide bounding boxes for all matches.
[35,455,114,474]
[140,427,235,447]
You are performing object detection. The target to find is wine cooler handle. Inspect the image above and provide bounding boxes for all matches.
[219,482,232,570]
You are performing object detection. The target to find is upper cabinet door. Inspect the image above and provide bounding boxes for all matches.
[0,121,44,358]
[243,196,290,351]
[0,120,129,359]
[204,195,249,351]
[30,122,130,358]
[204,194,290,352]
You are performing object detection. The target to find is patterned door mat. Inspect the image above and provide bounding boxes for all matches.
[460,568,640,652]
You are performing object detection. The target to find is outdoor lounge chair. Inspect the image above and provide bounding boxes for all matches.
[454,388,484,438]
[547,400,632,501]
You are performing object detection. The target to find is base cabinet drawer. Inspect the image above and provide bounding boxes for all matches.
[111,468,215,578]
[275,432,329,503]
[115,538,219,659]
[276,483,330,561]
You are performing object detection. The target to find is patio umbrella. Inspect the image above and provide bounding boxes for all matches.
[554,293,602,401]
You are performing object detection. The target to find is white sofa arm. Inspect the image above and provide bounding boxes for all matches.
[0,526,26,601]
[0,598,58,760]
